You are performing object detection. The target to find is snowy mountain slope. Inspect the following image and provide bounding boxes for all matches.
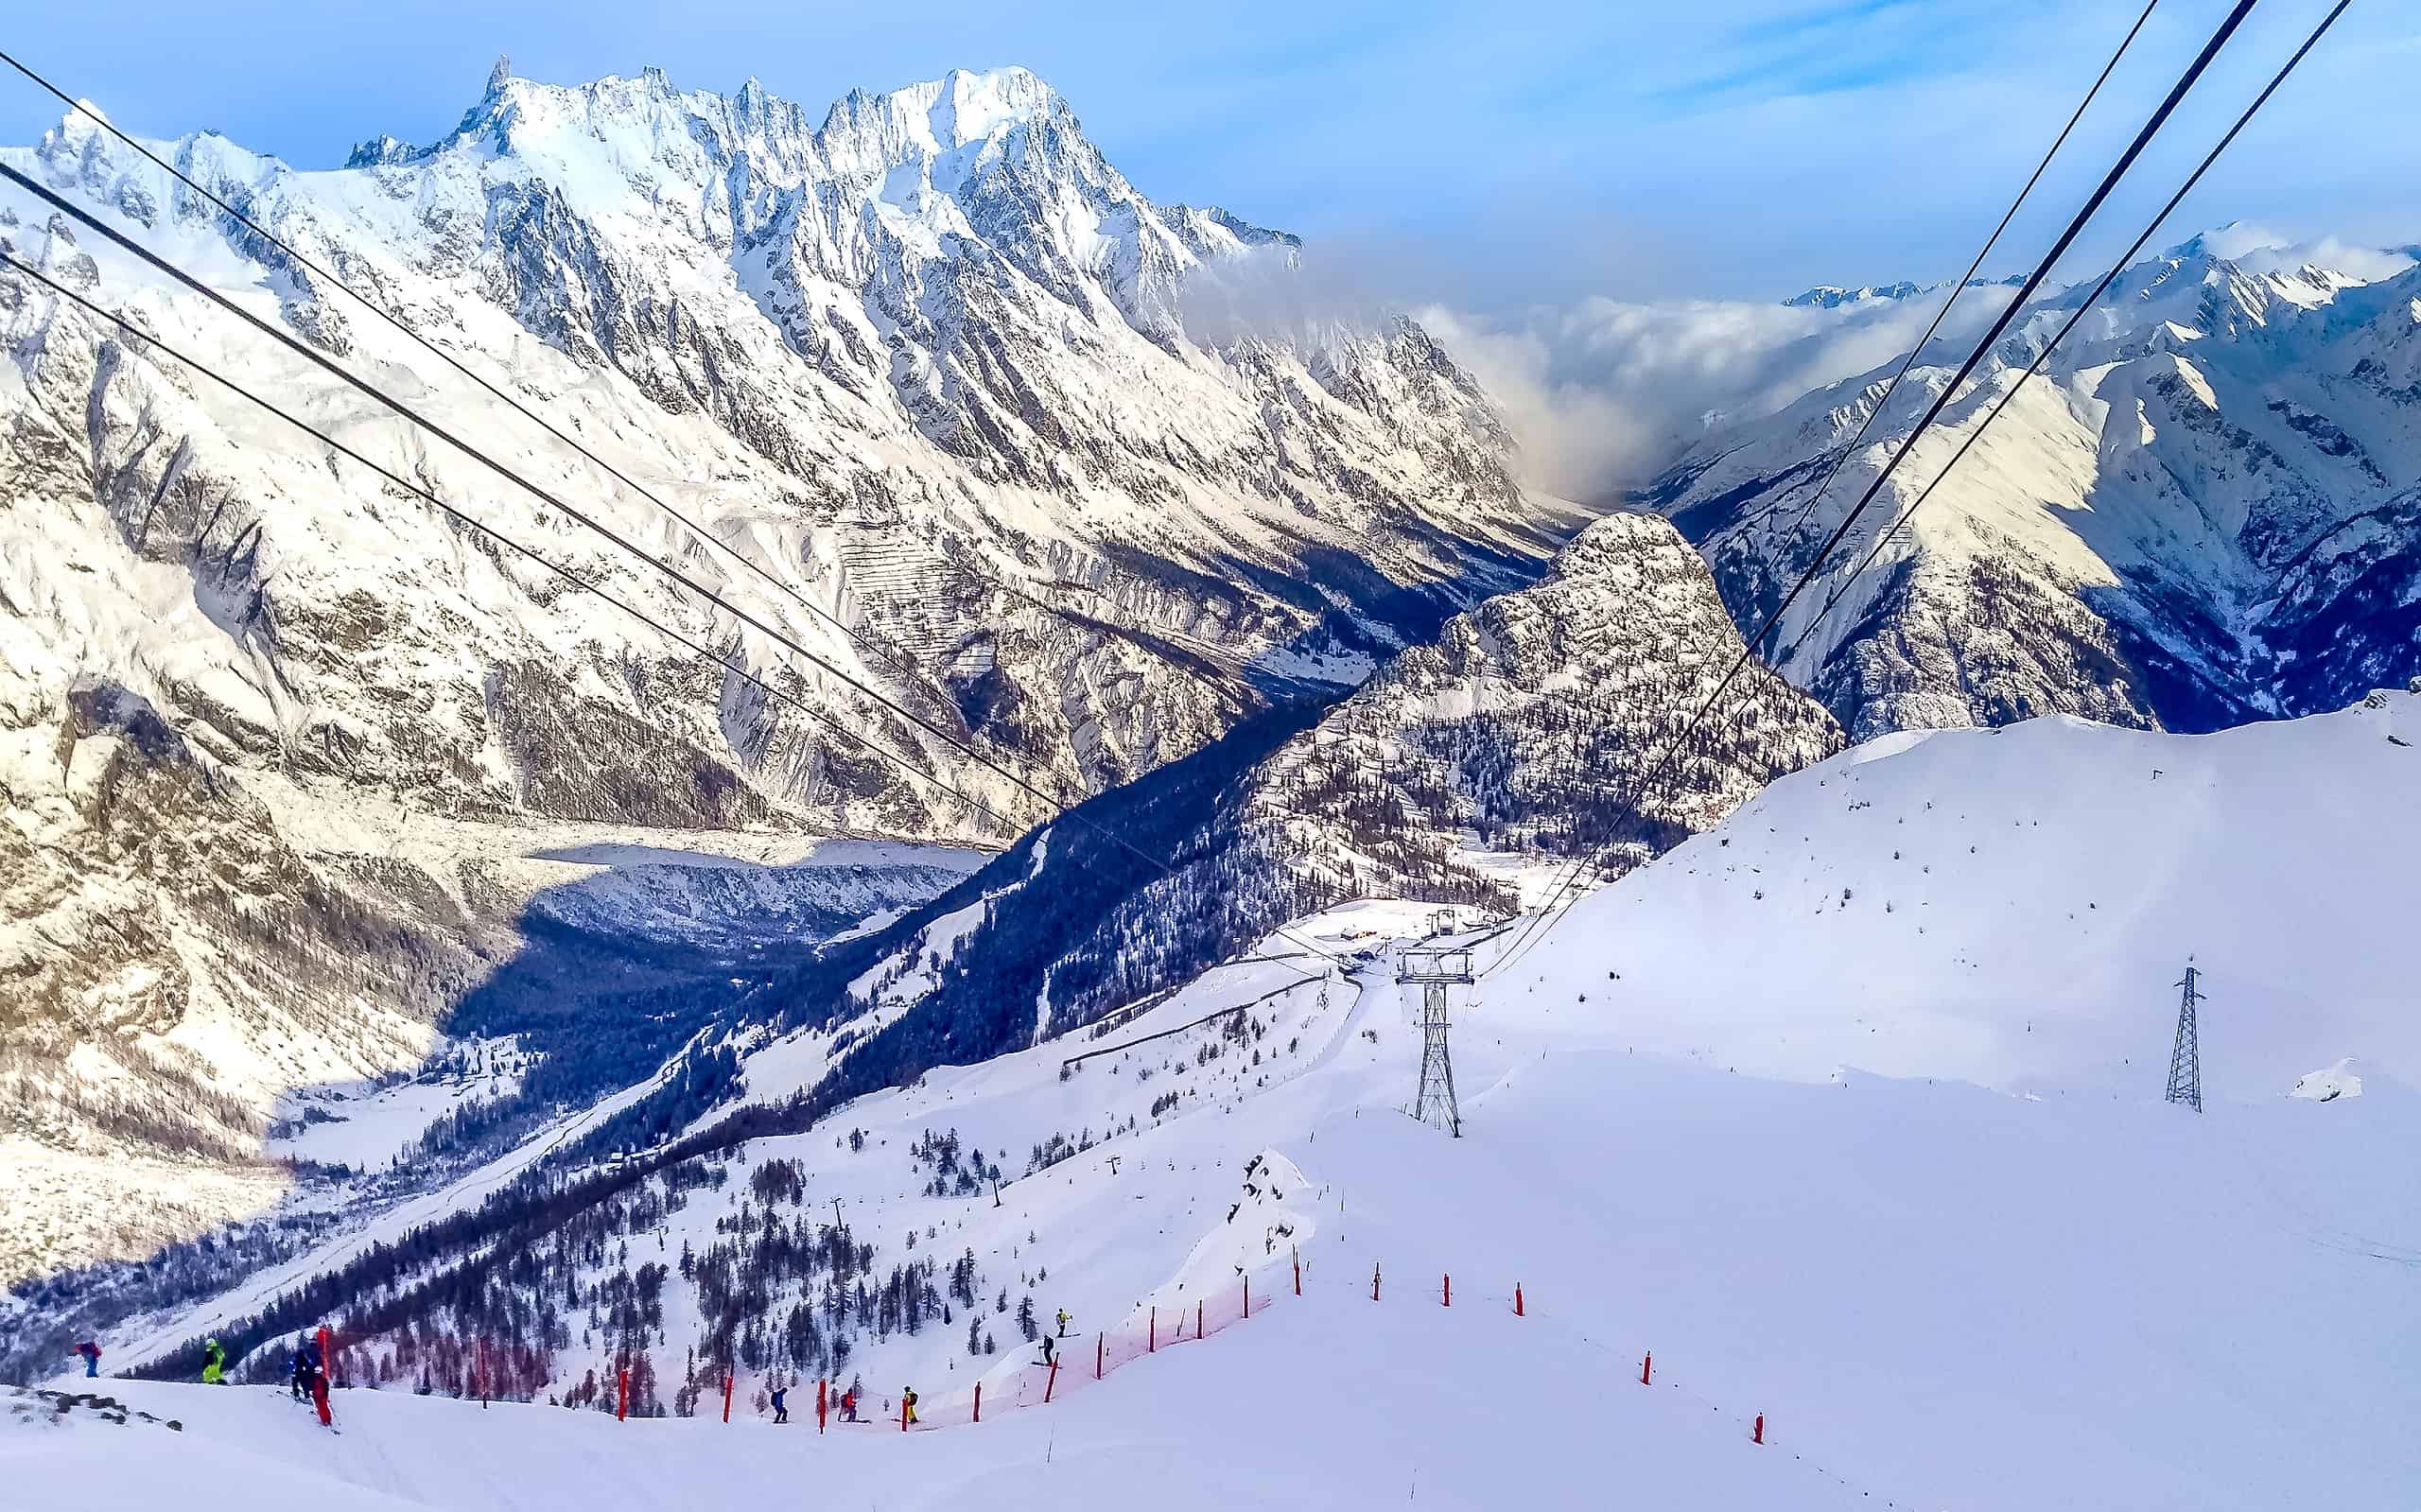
[12,1277,1881,1512]
[2,60,1560,836]
[1491,686,2421,1095]
[0,60,1574,1279]
[1244,510,1842,911]
[0,676,975,1288]
[1654,231,2421,738]
[42,506,1842,1398]
[740,506,1840,1081]
[36,778,2421,1510]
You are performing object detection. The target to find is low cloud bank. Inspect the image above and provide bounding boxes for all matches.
[1181,226,2417,507]
[1418,288,2009,503]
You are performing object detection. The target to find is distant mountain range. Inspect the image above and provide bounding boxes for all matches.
[1655,233,2421,737]
[1782,273,2026,310]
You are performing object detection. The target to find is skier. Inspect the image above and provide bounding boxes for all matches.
[901,1385,918,1426]
[1038,1333,1055,1367]
[1055,1308,1071,1338]
[310,1361,333,1429]
[72,1341,100,1379]
[200,1338,227,1384]
[771,1384,789,1424]
[290,1340,317,1401]
[839,1386,859,1423]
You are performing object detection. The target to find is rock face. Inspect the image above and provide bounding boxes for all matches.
[1244,512,1845,913]
[797,510,1842,1063]
[1653,236,2421,739]
[0,63,1573,1277]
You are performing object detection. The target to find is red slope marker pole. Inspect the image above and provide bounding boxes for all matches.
[1293,1245,1301,1296]
[1753,1414,1765,1445]
[974,1381,982,1424]
[1095,1333,1104,1381]
[1372,1262,1381,1302]
[1195,1300,1203,1339]
[1514,1283,1524,1317]
[1442,1274,1451,1308]
[618,1367,629,1421]
[1149,1307,1156,1354]
[817,1377,827,1434]
[1243,1277,1249,1319]
[722,1372,733,1424]
[1043,1357,1060,1403]
[1640,1352,1651,1386]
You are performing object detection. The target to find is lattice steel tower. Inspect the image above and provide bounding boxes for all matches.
[2164,962,2204,1113]
[1399,943,1472,1137]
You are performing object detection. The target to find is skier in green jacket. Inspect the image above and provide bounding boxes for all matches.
[200,1338,227,1384]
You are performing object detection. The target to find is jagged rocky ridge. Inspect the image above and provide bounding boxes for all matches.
[0,61,1575,1277]
[1656,234,2421,738]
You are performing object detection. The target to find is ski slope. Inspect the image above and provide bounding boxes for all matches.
[10,1285,1865,1512]
[53,701,2421,1507]
[1495,689,2421,1095]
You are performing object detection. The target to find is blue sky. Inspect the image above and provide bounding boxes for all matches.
[4,1,2412,304]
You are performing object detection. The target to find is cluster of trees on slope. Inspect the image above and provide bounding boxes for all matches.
[128,1138,1026,1416]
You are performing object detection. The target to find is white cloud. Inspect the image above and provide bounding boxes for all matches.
[2203,225,2416,284]
[1420,286,2010,501]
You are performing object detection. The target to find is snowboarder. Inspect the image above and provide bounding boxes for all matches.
[771,1384,789,1424]
[901,1385,918,1426]
[72,1341,100,1379]
[1055,1308,1070,1337]
[200,1338,227,1384]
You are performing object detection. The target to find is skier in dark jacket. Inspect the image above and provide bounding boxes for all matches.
[771,1385,789,1423]
[73,1341,100,1379]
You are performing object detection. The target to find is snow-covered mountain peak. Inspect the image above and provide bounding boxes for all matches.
[1783,273,2024,310]
[1783,280,1923,309]
[0,51,1570,1281]
[887,65,1067,150]
[1653,229,2421,739]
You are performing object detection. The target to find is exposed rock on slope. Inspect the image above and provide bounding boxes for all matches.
[785,509,1841,1063]
[1245,511,1844,912]
[1654,235,2421,738]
